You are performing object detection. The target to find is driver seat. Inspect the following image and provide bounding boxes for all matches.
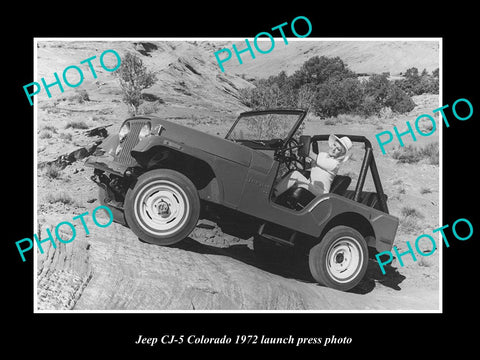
[275,185,316,211]
[330,175,352,196]
[274,175,352,211]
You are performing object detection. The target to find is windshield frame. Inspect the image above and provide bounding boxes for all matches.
[225,109,307,145]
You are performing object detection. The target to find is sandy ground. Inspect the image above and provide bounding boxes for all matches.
[34,40,440,311]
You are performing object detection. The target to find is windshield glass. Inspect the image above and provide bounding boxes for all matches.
[226,112,302,141]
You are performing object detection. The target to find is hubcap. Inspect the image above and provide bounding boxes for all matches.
[134,180,190,236]
[157,200,170,217]
[326,236,363,283]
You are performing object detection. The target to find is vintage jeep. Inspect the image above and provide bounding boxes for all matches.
[85,109,398,291]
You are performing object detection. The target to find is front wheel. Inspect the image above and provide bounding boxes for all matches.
[124,169,200,246]
[309,226,368,291]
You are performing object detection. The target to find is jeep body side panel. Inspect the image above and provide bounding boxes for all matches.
[123,117,397,252]
[131,135,251,209]
[131,135,397,252]
[236,153,279,213]
[307,194,398,252]
[239,190,397,252]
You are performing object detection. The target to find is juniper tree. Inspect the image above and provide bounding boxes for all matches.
[115,52,157,115]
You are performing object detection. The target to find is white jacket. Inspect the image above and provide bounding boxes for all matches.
[309,152,341,194]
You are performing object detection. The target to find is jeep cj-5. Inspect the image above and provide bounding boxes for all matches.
[85,109,398,291]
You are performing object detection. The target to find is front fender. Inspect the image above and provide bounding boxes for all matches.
[130,136,232,206]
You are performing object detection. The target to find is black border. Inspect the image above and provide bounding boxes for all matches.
[7,5,478,355]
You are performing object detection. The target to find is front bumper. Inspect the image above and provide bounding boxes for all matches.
[84,155,135,226]
[84,154,130,177]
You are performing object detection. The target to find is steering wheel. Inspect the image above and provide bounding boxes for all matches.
[276,138,305,171]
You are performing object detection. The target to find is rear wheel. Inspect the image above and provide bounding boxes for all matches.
[309,226,368,291]
[124,169,200,246]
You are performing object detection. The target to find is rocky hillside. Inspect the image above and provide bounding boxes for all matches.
[212,39,439,78]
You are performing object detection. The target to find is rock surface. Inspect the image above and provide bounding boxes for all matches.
[35,40,440,312]
[36,214,437,311]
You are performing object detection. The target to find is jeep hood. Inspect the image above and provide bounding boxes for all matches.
[155,118,254,167]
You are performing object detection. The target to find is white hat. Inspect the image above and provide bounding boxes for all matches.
[328,134,352,161]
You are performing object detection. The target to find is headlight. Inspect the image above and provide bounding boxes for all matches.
[119,122,130,142]
[139,123,152,141]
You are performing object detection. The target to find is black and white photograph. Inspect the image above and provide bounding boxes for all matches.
[33,38,441,311]
[7,7,478,356]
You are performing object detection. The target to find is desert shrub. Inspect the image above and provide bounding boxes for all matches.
[239,55,415,118]
[114,52,157,115]
[392,145,422,163]
[59,132,73,141]
[41,125,58,133]
[39,130,52,139]
[401,206,425,219]
[362,74,415,114]
[71,89,90,103]
[420,187,432,194]
[396,67,439,95]
[420,142,439,165]
[392,142,439,165]
[289,56,356,87]
[45,192,75,205]
[313,77,364,117]
[65,120,89,130]
[360,94,382,116]
[39,125,58,139]
[399,213,423,234]
[43,164,62,179]
[384,85,415,113]
[239,73,295,109]
[296,83,317,110]
[399,206,425,234]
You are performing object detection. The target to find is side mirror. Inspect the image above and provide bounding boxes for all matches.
[298,135,311,158]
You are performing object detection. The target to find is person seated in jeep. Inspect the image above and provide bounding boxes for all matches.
[274,134,353,197]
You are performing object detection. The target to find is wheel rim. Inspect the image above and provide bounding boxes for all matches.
[133,180,190,237]
[325,236,363,283]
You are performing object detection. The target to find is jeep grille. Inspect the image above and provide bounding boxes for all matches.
[114,120,149,166]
